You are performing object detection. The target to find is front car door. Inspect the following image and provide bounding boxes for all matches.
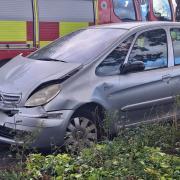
[118,28,174,125]
[95,35,135,110]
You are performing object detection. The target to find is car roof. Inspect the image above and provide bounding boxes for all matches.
[92,21,180,30]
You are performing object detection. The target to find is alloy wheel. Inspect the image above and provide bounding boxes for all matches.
[64,117,97,152]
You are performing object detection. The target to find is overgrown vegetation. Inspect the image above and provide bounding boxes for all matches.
[0,123,179,180]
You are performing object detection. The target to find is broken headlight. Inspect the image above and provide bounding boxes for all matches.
[25,84,61,107]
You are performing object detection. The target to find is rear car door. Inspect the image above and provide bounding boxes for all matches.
[169,27,180,116]
[118,28,174,125]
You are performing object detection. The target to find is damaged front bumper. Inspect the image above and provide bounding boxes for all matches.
[0,106,74,148]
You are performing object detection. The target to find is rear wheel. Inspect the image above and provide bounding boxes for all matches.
[64,111,98,153]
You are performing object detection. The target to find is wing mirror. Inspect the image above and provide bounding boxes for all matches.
[120,61,145,74]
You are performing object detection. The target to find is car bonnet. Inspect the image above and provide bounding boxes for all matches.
[0,55,82,101]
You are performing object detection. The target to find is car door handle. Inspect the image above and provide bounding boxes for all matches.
[162,74,172,83]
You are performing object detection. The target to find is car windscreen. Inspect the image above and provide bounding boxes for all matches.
[29,28,126,64]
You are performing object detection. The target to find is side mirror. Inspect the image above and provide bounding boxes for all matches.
[120,61,145,74]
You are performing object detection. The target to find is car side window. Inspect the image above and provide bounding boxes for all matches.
[170,28,180,65]
[128,29,168,70]
[96,35,134,76]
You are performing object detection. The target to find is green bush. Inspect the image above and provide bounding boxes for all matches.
[25,145,180,180]
[24,125,180,180]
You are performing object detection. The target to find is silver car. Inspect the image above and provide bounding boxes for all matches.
[0,22,180,149]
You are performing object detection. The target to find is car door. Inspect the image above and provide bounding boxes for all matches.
[95,35,135,110]
[169,27,180,116]
[117,28,174,125]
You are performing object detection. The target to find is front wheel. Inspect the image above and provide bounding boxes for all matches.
[64,111,98,153]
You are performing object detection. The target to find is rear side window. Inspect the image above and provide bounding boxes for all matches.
[96,35,134,76]
[128,29,168,70]
[170,28,180,65]
[113,0,136,21]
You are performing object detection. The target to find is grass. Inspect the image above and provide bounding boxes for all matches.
[0,123,179,180]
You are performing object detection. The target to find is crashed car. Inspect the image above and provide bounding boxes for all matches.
[0,22,180,149]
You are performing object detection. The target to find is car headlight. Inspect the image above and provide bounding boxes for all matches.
[25,84,61,107]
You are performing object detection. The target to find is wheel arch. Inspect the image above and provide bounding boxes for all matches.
[69,102,106,140]
[72,102,106,120]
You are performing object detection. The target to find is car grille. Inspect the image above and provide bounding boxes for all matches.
[0,92,21,105]
[0,126,16,139]
[0,126,30,140]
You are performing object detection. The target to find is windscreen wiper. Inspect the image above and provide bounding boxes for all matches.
[37,58,67,63]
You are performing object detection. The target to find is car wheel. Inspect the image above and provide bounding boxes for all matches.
[64,111,98,153]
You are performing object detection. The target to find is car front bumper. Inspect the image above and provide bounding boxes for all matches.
[0,106,74,148]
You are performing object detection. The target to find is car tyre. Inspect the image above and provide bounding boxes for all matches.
[64,110,99,153]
